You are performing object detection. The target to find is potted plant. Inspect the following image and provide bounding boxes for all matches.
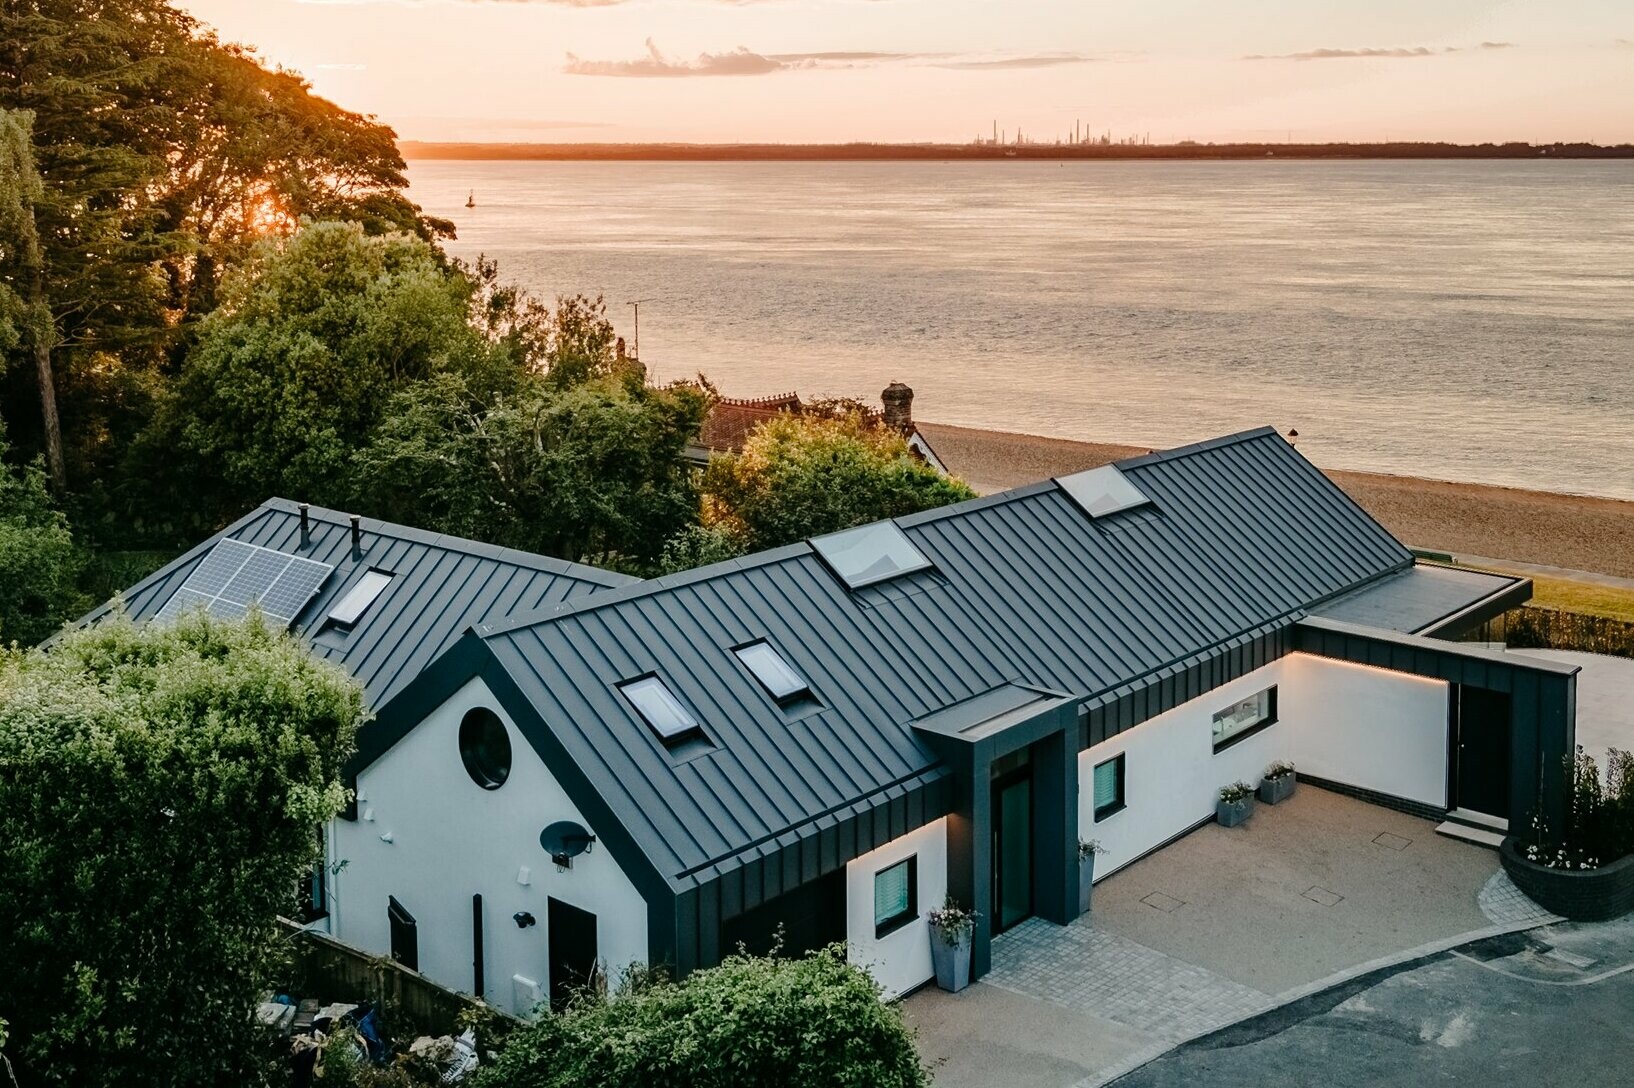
[1077,839,1102,915]
[926,896,978,993]
[1217,781,1256,827]
[1258,760,1297,805]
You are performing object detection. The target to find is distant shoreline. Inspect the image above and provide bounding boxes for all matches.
[400,140,1634,162]
[915,421,1634,582]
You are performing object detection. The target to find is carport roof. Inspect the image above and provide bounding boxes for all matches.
[1312,563,1529,636]
[470,426,1418,886]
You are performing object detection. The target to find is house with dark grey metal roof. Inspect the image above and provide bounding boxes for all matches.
[89,427,1579,1013]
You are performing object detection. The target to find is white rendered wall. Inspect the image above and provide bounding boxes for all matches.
[1079,661,1292,879]
[845,819,948,1000]
[330,677,647,1017]
[1282,653,1450,809]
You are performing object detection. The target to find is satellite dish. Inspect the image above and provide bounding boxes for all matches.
[540,821,596,868]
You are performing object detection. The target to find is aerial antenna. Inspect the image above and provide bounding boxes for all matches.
[626,298,657,362]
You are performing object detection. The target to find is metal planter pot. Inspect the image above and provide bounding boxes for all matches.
[1079,855,1096,915]
[1217,795,1255,827]
[1258,774,1297,805]
[930,929,973,993]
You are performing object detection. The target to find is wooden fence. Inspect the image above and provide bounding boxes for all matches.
[1480,606,1634,660]
[280,920,513,1039]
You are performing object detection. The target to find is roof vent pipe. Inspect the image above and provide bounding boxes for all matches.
[350,514,362,561]
[298,503,311,550]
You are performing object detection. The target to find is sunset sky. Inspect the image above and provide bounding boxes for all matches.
[180,0,1634,144]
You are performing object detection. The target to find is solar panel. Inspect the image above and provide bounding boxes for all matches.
[153,539,334,627]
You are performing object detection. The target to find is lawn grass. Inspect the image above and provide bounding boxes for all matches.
[1460,565,1634,624]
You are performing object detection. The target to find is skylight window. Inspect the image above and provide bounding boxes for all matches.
[620,675,701,741]
[1056,465,1151,518]
[810,522,932,589]
[735,641,812,705]
[327,569,394,629]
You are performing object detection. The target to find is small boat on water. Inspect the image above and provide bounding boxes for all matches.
[465,190,476,208]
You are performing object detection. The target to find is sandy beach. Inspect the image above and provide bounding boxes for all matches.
[919,422,1634,582]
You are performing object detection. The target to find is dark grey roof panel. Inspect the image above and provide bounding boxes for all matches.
[480,427,1416,884]
[1313,563,1525,634]
[82,499,632,708]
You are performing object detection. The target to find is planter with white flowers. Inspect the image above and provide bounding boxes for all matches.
[1077,839,1101,915]
[926,897,979,993]
[1258,760,1297,805]
[1216,781,1256,827]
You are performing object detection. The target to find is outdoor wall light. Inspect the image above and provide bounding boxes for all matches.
[516,866,532,886]
[378,831,394,844]
[513,911,536,929]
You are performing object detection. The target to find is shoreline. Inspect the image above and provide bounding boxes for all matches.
[917,422,1634,582]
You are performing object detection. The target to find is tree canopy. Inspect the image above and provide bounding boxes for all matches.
[474,946,928,1088]
[0,419,82,645]
[0,611,365,1087]
[701,411,977,552]
[356,371,709,567]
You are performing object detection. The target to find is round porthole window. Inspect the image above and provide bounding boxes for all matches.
[459,707,512,790]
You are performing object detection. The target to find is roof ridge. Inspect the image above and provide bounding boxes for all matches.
[259,499,634,588]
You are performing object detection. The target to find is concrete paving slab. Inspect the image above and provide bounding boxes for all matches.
[1089,786,1496,994]
[904,982,1149,1088]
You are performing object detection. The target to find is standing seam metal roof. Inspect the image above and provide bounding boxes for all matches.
[475,427,1416,885]
[84,499,633,708]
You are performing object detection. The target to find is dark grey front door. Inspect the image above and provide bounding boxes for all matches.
[991,767,1034,933]
[1455,686,1512,820]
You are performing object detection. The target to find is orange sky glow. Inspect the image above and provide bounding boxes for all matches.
[180,0,1634,144]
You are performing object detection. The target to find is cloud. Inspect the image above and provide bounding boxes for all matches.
[565,43,1097,77]
[1244,42,1520,60]
[565,39,783,77]
[932,53,1093,70]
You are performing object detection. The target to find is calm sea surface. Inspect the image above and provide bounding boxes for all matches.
[407,160,1634,499]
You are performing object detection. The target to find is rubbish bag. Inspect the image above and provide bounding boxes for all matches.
[441,1028,479,1084]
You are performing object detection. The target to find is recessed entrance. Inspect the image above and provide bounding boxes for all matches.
[547,897,598,1011]
[991,749,1034,933]
[1452,686,1512,822]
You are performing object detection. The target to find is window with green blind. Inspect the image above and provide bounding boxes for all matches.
[873,857,918,938]
[1093,753,1125,820]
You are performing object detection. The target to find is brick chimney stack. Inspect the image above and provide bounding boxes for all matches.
[881,382,914,435]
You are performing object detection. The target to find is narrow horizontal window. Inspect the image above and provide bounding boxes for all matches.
[734,640,812,705]
[1093,753,1125,821]
[873,856,918,939]
[620,675,701,742]
[327,569,394,629]
[1211,686,1278,752]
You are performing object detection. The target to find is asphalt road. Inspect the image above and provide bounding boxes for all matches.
[1110,920,1634,1088]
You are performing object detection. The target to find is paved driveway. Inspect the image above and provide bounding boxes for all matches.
[908,788,1508,1088]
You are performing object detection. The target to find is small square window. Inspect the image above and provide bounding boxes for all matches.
[1212,686,1278,752]
[873,856,918,939]
[1093,753,1125,821]
[734,641,812,705]
[619,675,701,742]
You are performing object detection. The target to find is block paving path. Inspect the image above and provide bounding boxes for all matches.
[985,917,1274,1044]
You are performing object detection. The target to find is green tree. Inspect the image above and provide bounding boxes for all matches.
[475,946,928,1088]
[0,417,83,644]
[702,411,977,552]
[0,1,448,490]
[141,222,503,532]
[656,523,751,575]
[354,372,708,566]
[0,610,365,1088]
